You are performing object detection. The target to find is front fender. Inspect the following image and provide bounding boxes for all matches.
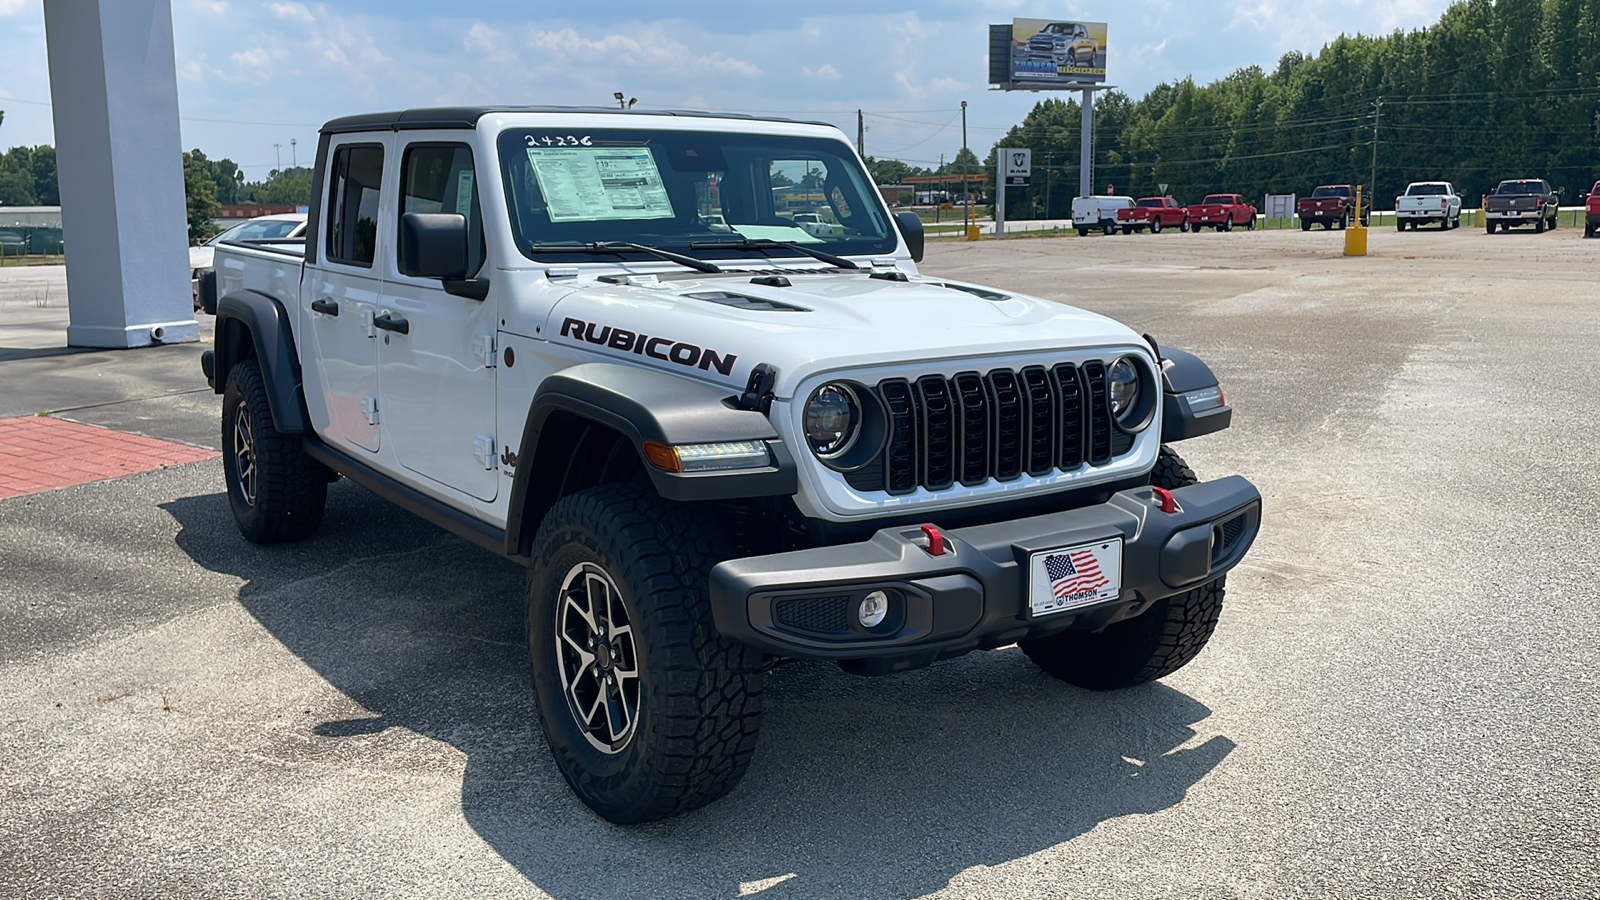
[212,290,308,434]
[1158,346,1232,442]
[505,362,798,556]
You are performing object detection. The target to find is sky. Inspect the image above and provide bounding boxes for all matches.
[0,0,1456,179]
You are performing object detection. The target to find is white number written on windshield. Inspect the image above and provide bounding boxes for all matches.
[525,135,593,147]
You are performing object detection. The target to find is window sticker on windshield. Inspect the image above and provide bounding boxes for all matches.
[455,170,474,216]
[526,146,674,223]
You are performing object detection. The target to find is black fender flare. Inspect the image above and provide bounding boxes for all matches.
[504,362,797,557]
[1157,346,1232,442]
[210,290,309,434]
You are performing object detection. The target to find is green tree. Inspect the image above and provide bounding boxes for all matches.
[183,149,221,244]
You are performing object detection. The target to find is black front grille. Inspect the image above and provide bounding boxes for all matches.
[852,359,1130,496]
[773,595,853,636]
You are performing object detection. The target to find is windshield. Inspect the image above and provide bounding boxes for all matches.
[1311,187,1350,198]
[1201,195,1231,205]
[1406,184,1447,196]
[211,218,302,244]
[498,128,896,263]
[1495,181,1546,195]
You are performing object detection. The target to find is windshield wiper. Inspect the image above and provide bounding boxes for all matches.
[528,241,723,274]
[689,238,860,270]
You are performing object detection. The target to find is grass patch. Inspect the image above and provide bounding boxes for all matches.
[0,254,67,267]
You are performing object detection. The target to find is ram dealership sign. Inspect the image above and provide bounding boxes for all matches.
[1001,18,1108,86]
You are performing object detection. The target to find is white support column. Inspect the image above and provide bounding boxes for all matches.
[43,0,197,349]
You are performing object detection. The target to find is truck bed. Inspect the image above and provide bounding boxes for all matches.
[213,240,306,314]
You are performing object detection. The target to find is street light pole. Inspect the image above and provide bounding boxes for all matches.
[961,100,970,237]
[272,142,281,172]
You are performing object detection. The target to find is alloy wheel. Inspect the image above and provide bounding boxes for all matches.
[554,562,641,754]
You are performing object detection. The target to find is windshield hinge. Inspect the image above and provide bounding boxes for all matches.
[735,363,778,414]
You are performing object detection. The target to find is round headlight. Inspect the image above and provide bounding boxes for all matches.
[1108,357,1141,420]
[803,383,861,458]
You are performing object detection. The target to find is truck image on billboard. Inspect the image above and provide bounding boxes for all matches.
[1010,18,1107,84]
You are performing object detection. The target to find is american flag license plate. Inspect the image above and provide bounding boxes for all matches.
[1028,539,1123,617]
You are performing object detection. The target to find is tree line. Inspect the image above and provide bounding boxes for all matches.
[960,0,1599,214]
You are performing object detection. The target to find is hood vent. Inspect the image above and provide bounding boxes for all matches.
[929,282,1010,302]
[683,290,810,312]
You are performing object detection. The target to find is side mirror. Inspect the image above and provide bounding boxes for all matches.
[398,212,468,280]
[893,210,924,263]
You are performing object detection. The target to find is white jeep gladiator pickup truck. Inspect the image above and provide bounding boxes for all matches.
[198,106,1260,824]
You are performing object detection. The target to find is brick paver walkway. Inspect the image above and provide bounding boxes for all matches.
[0,416,218,499]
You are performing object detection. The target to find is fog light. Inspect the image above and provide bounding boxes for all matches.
[858,591,889,628]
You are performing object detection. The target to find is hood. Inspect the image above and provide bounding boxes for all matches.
[535,269,1144,398]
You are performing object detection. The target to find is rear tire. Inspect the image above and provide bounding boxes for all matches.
[1078,227,1090,237]
[1536,216,1546,234]
[1300,219,1312,232]
[1151,218,1163,234]
[222,360,328,544]
[1486,220,1497,234]
[1585,222,1596,238]
[1018,447,1226,691]
[526,485,765,824]
[1221,218,1232,233]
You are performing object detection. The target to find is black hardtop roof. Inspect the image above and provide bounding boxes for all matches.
[320,106,831,135]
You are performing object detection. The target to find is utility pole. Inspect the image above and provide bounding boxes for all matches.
[961,100,970,236]
[272,142,281,172]
[1370,96,1382,205]
[857,109,864,157]
[290,137,297,168]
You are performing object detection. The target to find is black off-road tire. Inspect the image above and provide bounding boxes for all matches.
[1300,219,1311,232]
[222,360,328,543]
[1535,215,1546,234]
[526,485,764,824]
[1018,446,1226,691]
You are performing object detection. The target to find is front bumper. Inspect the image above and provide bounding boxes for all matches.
[709,476,1261,671]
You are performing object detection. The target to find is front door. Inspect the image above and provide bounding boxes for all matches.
[375,139,499,502]
[302,139,387,454]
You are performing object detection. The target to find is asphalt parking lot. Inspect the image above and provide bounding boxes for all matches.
[2,226,1597,899]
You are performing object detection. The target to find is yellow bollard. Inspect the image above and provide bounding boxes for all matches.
[967,224,981,241]
[1344,185,1369,257]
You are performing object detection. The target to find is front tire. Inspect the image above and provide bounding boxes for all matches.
[222,360,328,543]
[1018,447,1226,691]
[526,485,765,824]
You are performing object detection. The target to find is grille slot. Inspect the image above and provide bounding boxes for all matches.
[858,358,1131,495]
[1213,514,1247,562]
[953,373,990,486]
[987,369,1024,481]
[880,379,919,495]
[916,375,956,490]
[773,595,853,636]
[1083,360,1112,465]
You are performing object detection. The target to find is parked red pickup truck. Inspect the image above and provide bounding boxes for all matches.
[1585,181,1600,238]
[1116,196,1188,234]
[1187,194,1257,232]
[1297,185,1367,230]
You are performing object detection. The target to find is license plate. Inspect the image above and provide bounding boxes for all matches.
[1509,211,1522,217]
[1028,539,1123,617]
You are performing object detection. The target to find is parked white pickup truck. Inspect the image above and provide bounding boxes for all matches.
[1394,182,1461,231]
[197,106,1259,824]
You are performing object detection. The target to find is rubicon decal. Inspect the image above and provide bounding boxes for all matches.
[559,318,738,376]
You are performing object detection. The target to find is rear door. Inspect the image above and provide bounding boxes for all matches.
[374,137,499,503]
[302,138,387,453]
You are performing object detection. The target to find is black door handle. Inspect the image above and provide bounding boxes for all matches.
[310,298,339,316]
[373,313,410,335]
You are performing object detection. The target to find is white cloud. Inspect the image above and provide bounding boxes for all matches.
[802,64,841,81]
[0,0,27,15]
[264,2,314,26]
[527,27,760,78]
[191,0,229,15]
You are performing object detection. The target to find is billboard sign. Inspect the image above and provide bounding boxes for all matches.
[1006,18,1107,85]
[1002,148,1032,185]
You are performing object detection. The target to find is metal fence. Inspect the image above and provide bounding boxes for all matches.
[0,226,66,257]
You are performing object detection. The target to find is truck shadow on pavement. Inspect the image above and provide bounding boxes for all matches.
[164,483,1234,900]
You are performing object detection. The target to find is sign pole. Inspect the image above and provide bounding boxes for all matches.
[996,172,1007,236]
[1080,88,1094,200]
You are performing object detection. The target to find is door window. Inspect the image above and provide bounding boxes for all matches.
[400,144,485,276]
[326,144,384,267]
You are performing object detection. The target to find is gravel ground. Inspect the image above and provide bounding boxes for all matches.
[1,227,1596,898]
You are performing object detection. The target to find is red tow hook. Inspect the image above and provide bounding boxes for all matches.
[920,524,947,556]
[1151,486,1179,515]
